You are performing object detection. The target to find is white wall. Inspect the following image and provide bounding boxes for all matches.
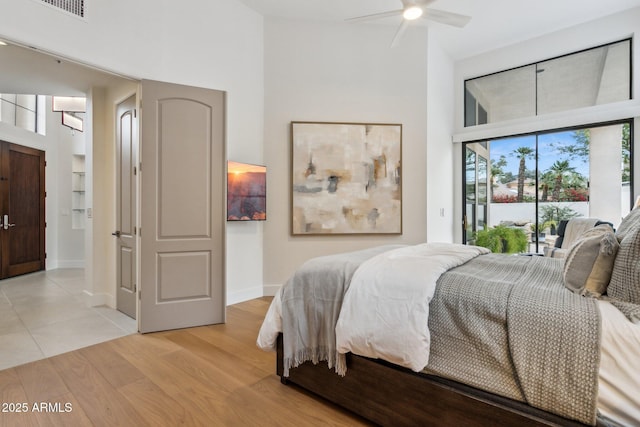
[51,103,85,268]
[0,0,264,306]
[452,8,640,243]
[263,17,429,288]
[426,33,456,243]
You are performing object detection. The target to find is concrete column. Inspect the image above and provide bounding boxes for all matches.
[589,125,622,225]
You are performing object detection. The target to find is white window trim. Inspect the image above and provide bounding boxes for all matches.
[453,99,640,143]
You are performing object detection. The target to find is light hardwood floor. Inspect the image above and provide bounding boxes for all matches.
[0,297,371,426]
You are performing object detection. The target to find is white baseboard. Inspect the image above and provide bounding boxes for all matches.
[47,260,85,270]
[226,284,282,306]
[262,284,282,297]
[82,290,115,308]
[57,260,85,269]
[82,284,282,309]
[226,286,264,306]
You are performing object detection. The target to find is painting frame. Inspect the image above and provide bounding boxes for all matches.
[227,161,267,222]
[291,121,402,235]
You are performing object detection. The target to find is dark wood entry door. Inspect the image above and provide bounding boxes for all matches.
[0,141,46,278]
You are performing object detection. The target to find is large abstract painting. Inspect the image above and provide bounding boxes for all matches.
[291,122,402,235]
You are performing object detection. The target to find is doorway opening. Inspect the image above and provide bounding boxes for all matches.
[0,40,140,368]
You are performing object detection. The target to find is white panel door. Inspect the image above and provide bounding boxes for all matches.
[139,79,225,333]
[115,94,138,320]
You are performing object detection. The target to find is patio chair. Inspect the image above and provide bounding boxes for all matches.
[543,218,613,258]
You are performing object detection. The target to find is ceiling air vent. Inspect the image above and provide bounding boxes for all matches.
[40,0,85,18]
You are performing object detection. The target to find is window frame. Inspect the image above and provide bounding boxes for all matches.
[463,38,633,128]
[461,118,634,249]
[0,94,46,135]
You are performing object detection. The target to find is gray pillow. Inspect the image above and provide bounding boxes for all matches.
[615,207,640,242]
[608,225,640,304]
[563,225,619,297]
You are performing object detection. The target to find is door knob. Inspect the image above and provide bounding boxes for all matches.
[3,214,15,230]
[112,231,121,237]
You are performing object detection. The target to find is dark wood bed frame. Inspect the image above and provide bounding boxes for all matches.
[276,334,592,427]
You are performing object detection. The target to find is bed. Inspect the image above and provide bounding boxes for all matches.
[257,209,640,427]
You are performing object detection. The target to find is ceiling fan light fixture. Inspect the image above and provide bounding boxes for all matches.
[403,6,423,20]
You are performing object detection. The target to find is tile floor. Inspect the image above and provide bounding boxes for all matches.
[0,268,137,371]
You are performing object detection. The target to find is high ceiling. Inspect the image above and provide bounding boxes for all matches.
[239,0,640,59]
[1,0,639,96]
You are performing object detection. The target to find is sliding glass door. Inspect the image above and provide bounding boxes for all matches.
[464,145,489,244]
[463,120,632,253]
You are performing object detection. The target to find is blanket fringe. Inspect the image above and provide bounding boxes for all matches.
[282,348,347,377]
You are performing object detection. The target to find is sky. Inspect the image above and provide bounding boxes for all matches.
[488,130,589,177]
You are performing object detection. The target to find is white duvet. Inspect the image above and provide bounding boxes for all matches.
[335,243,489,372]
[598,301,640,426]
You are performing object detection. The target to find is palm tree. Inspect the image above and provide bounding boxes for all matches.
[490,155,507,200]
[511,147,534,202]
[538,170,555,202]
[548,160,575,201]
[563,171,588,189]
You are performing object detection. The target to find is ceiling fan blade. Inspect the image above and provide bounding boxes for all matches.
[422,8,471,28]
[390,20,409,48]
[346,9,403,23]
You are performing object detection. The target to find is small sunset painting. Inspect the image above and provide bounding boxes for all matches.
[227,161,267,221]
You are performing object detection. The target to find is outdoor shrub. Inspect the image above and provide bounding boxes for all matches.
[561,188,588,202]
[474,225,528,254]
[539,205,581,224]
[492,194,518,203]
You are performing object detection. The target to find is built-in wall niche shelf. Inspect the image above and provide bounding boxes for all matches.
[71,154,86,230]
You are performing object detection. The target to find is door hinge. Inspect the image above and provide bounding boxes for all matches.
[139,227,141,237]
[133,283,137,292]
[45,252,47,259]
[139,290,141,300]
[134,108,137,118]
[139,162,142,172]
[134,226,137,235]
[134,166,137,175]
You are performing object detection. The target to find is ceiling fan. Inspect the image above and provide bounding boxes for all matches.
[347,0,471,47]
